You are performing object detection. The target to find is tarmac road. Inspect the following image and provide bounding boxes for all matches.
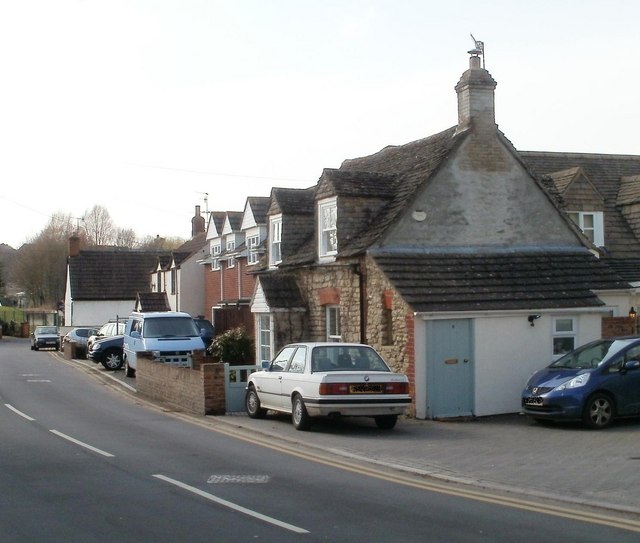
[16,336,639,517]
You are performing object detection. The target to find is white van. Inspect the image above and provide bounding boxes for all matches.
[123,311,206,377]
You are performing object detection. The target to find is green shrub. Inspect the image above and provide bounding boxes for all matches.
[207,327,254,364]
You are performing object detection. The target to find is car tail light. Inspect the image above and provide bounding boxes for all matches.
[384,382,409,394]
[319,383,350,395]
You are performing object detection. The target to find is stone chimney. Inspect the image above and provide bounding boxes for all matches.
[68,234,80,257]
[191,205,206,237]
[454,52,497,135]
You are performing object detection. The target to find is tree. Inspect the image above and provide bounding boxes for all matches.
[115,227,138,248]
[11,212,75,308]
[83,205,115,246]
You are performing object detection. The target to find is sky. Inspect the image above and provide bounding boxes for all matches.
[1,0,639,249]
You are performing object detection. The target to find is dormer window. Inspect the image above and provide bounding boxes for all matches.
[247,234,260,265]
[269,216,282,268]
[318,197,337,260]
[568,211,604,246]
[226,240,236,268]
[212,243,221,270]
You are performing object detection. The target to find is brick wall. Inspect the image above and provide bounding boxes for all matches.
[602,316,636,338]
[136,354,226,415]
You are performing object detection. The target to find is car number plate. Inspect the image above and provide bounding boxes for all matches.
[524,397,543,406]
[349,383,384,394]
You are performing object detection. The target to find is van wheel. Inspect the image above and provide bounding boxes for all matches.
[125,359,135,378]
[583,393,614,429]
[292,394,311,431]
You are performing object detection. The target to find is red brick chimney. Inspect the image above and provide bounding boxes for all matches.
[68,234,80,257]
[191,205,206,237]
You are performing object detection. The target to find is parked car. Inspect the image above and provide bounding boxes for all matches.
[88,335,124,371]
[123,311,206,378]
[193,316,215,348]
[246,342,412,431]
[30,326,60,351]
[522,336,640,429]
[87,321,126,350]
[63,327,99,349]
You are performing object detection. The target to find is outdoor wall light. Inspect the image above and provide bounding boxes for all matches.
[629,307,637,320]
[528,314,541,326]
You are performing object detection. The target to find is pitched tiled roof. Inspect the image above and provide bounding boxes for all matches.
[247,196,271,224]
[373,250,630,312]
[337,126,462,255]
[257,273,306,310]
[521,152,640,258]
[172,232,207,266]
[69,249,169,301]
[136,292,171,312]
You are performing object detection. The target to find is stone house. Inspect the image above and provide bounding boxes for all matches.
[250,50,637,419]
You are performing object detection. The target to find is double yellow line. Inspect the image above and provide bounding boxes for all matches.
[201,419,640,534]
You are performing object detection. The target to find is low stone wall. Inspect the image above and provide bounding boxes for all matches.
[136,353,226,416]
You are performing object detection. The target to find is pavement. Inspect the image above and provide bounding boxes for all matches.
[11,336,639,517]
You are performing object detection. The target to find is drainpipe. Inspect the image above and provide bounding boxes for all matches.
[356,256,367,344]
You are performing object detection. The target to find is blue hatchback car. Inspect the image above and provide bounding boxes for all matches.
[522,337,640,429]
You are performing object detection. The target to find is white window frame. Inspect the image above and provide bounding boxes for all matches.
[247,234,260,265]
[568,211,604,246]
[552,316,576,359]
[212,243,221,271]
[326,305,341,342]
[318,197,338,260]
[226,240,236,268]
[269,216,282,268]
[257,313,273,363]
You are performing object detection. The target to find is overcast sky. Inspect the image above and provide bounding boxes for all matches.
[1,0,638,249]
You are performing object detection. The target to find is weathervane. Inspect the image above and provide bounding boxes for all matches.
[469,34,485,68]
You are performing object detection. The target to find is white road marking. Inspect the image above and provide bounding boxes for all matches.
[153,474,309,534]
[49,430,115,457]
[4,403,36,421]
[207,474,270,484]
[26,379,51,383]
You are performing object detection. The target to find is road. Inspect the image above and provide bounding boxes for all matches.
[1,338,639,542]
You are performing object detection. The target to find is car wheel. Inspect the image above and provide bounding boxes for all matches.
[125,359,136,378]
[245,386,267,419]
[34,345,39,351]
[374,415,398,430]
[101,349,123,371]
[30,344,34,350]
[583,393,614,429]
[292,394,312,431]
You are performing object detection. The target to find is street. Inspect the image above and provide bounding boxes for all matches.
[1,338,639,542]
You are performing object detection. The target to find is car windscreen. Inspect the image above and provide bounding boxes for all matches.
[311,345,391,372]
[38,327,58,334]
[143,317,200,338]
[549,339,631,370]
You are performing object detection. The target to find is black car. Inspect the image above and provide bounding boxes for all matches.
[88,335,124,370]
[193,317,215,348]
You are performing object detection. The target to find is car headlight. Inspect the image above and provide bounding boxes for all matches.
[556,373,590,391]
[91,344,102,352]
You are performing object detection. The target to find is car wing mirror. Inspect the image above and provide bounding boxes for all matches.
[130,331,141,339]
[261,360,270,369]
[623,359,640,371]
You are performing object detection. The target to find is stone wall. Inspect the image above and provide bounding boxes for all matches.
[136,353,226,416]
